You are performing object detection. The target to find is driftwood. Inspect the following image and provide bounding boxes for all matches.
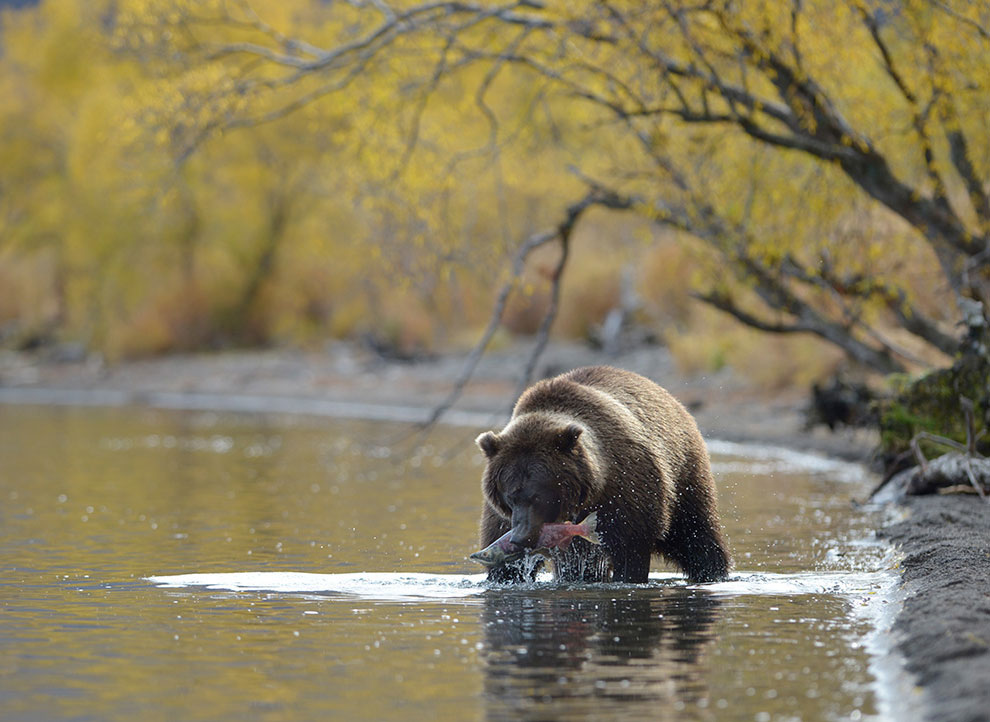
[870,397,989,503]
[903,452,990,497]
[870,451,990,503]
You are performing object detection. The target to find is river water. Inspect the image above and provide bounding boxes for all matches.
[0,404,902,721]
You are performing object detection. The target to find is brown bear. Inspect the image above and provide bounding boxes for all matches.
[476,365,730,584]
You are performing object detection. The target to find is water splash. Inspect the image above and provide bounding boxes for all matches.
[147,569,894,602]
[147,571,487,600]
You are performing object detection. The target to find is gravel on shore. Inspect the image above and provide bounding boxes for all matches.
[880,496,990,722]
[0,341,878,461]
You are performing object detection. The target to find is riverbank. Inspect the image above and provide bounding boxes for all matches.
[880,496,990,722]
[0,341,877,460]
[2,342,987,720]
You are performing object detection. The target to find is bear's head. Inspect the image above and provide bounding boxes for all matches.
[476,414,602,549]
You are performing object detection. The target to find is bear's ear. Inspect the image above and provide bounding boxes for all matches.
[476,431,500,458]
[556,424,583,452]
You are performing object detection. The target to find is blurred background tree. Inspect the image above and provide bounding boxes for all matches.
[1,0,988,448]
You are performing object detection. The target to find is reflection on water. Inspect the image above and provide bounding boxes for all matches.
[481,588,721,721]
[0,404,893,721]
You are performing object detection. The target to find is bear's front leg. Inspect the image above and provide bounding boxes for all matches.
[607,546,652,583]
[549,540,611,582]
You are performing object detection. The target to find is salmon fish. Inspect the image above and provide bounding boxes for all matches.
[469,512,601,568]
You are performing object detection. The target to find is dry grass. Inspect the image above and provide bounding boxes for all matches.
[666,305,845,390]
[0,211,942,394]
[556,257,623,339]
[0,253,61,335]
[111,280,215,358]
[637,238,697,329]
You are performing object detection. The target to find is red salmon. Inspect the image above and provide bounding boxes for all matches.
[469,512,601,567]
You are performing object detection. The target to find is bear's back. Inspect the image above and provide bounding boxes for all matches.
[562,366,702,449]
[514,366,704,485]
[513,367,644,438]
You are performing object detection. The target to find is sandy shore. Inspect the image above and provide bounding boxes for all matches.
[0,341,878,459]
[880,497,990,722]
[2,341,986,720]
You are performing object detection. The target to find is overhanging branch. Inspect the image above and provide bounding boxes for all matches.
[421,185,633,428]
[692,290,805,334]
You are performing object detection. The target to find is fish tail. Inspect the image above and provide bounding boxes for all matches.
[579,511,602,545]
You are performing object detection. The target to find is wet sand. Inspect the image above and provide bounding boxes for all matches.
[2,341,987,720]
[880,497,990,722]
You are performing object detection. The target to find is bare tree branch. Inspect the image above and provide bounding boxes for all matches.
[855,1,949,205]
[939,97,990,231]
[779,253,961,356]
[417,229,553,429]
[508,224,570,406]
[196,0,989,272]
[648,2,990,281]
[402,42,456,168]
[692,290,806,334]
[929,0,990,40]
[144,0,989,380]
[536,61,960,370]
[420,185,633,428]
[601,3,797,129]
[207,1,552,71]
[539,168,913,374]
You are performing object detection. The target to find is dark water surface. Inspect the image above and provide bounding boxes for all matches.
[0,405,897,721]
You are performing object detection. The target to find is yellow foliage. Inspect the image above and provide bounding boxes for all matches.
[0,0,983,381]
[667,306,844,390]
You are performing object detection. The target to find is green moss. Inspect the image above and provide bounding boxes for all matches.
[878,350,990,461]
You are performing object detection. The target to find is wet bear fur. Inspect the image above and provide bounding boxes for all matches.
[477,366,730,584]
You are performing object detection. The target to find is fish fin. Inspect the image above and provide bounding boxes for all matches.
[579,511,602,545]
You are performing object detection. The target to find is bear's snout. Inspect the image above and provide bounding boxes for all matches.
[508,504,543,548]
[508,496,559,548]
